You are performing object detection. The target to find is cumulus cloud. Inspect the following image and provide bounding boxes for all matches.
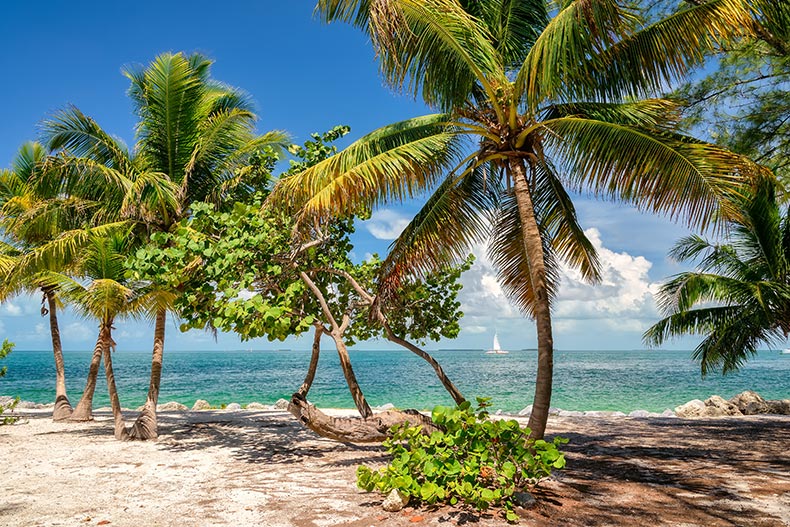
[1,303,22,316]
[364,209,412,240]
[62,322,96,342]
[456,228,660,348]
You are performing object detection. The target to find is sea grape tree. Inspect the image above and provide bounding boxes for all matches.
[128,128,471,442]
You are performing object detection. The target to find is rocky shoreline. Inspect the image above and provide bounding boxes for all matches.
[3,390,789,420]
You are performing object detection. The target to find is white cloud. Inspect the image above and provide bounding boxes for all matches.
[62,322,96,342]
[1,303,22,316]
[364,209,412,240]
[455,228,660,348]
[554,228,659,328]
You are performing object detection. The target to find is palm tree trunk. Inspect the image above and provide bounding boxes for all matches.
[297,325,323,397]
[44,288,72,421]
[329,330,372,418]
[128,308,166,440]
[100,323,129,440]
[510,158,554,440]
[69,331,104,421]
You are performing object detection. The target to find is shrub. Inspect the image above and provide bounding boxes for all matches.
[0,339,19,425]
[357,398,567,522]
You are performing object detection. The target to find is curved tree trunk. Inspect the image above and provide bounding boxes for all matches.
[297,325,323,397]
[328,330,372,418]
[69,332,104,421]
[44,288,72,421]
[511,158,554,440]
[383,328,466,405]
[288,393,438,443]
[128,308,166,440]
[100,323,129,441]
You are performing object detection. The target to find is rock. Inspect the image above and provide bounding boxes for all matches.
[766,399,790,415]
[494,409,503,415]
[558,410,583,417]
[16,400,46,409]
[157,401,188,412]
[704,395,742,417]
[513,491,537,509]
[629,410,650,418]
[675,399,706,418]
[730,391,769,415]
[374,403,396,411]
[0,396,17,408]
[548,407,561,416]
[273,398,290,410]
[660,409,676,417]
[192,399,211,411]
[583,410,623,417]
[611,411,627,417]
[517,405,533,416]
[382,489,409,512]
[225,403,242,411]
[245,402,266,410]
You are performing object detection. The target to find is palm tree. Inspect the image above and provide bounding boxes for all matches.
[0,142,89,421]
[45,232,152,439]
[273,0,768,438]
[644,179,790,374]
[39,52,289,438]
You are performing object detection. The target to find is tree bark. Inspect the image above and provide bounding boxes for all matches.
[511,158,554,440]
[288,393,438,443]
[69,332,104,421]
[44,288,72,421]
[328,330,373,418]
[128,308,166,440]
[382,326,466,405]
[297,325,323,397]
[100,322,129,441]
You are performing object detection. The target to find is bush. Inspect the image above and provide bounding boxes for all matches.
[357,398,567,522]
[0,339,19,425]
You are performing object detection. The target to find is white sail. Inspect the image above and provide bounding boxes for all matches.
[485,332,509,354]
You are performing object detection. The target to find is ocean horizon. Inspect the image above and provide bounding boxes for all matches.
[2,348,788,413]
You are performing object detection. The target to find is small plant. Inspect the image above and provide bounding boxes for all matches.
[0,339,20,425]
[357,398,567,522]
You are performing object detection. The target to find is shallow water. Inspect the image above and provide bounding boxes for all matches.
[2,348,788,412]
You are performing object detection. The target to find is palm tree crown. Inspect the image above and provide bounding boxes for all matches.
[274,0,768,438]
[645,180,790,374]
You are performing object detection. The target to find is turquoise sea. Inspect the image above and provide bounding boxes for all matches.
[1,348,788,413]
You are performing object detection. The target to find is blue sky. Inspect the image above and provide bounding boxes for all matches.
[0,1,706,351]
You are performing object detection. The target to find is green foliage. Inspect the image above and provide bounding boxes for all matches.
[357,398,567,522]
[644,179,790,374]
[0,339,20,425]
[127,127,470,346]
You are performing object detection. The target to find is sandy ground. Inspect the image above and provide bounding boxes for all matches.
[1,409,788,527]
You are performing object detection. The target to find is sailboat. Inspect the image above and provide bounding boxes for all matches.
[485,333,509,355]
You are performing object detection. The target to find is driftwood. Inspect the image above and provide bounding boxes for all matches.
[288,393,439,443]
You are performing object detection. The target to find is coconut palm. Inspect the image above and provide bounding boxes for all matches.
[644,179,790,374]
[0,142,99,420]
[38,52,289,438]
[274,0,768,438]
[44,232,153,439]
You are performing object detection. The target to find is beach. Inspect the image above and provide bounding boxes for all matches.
[2,409,788,527]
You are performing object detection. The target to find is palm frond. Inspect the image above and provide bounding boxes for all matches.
[42,106,132,172]
[321,0,506,113]
[376,161,499,302]
[271,114,464,219]
[515,0,637,108]
[488,187,562,318]
[531,158,600,282]
[583,0,755,102]
[541,117,769,230]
